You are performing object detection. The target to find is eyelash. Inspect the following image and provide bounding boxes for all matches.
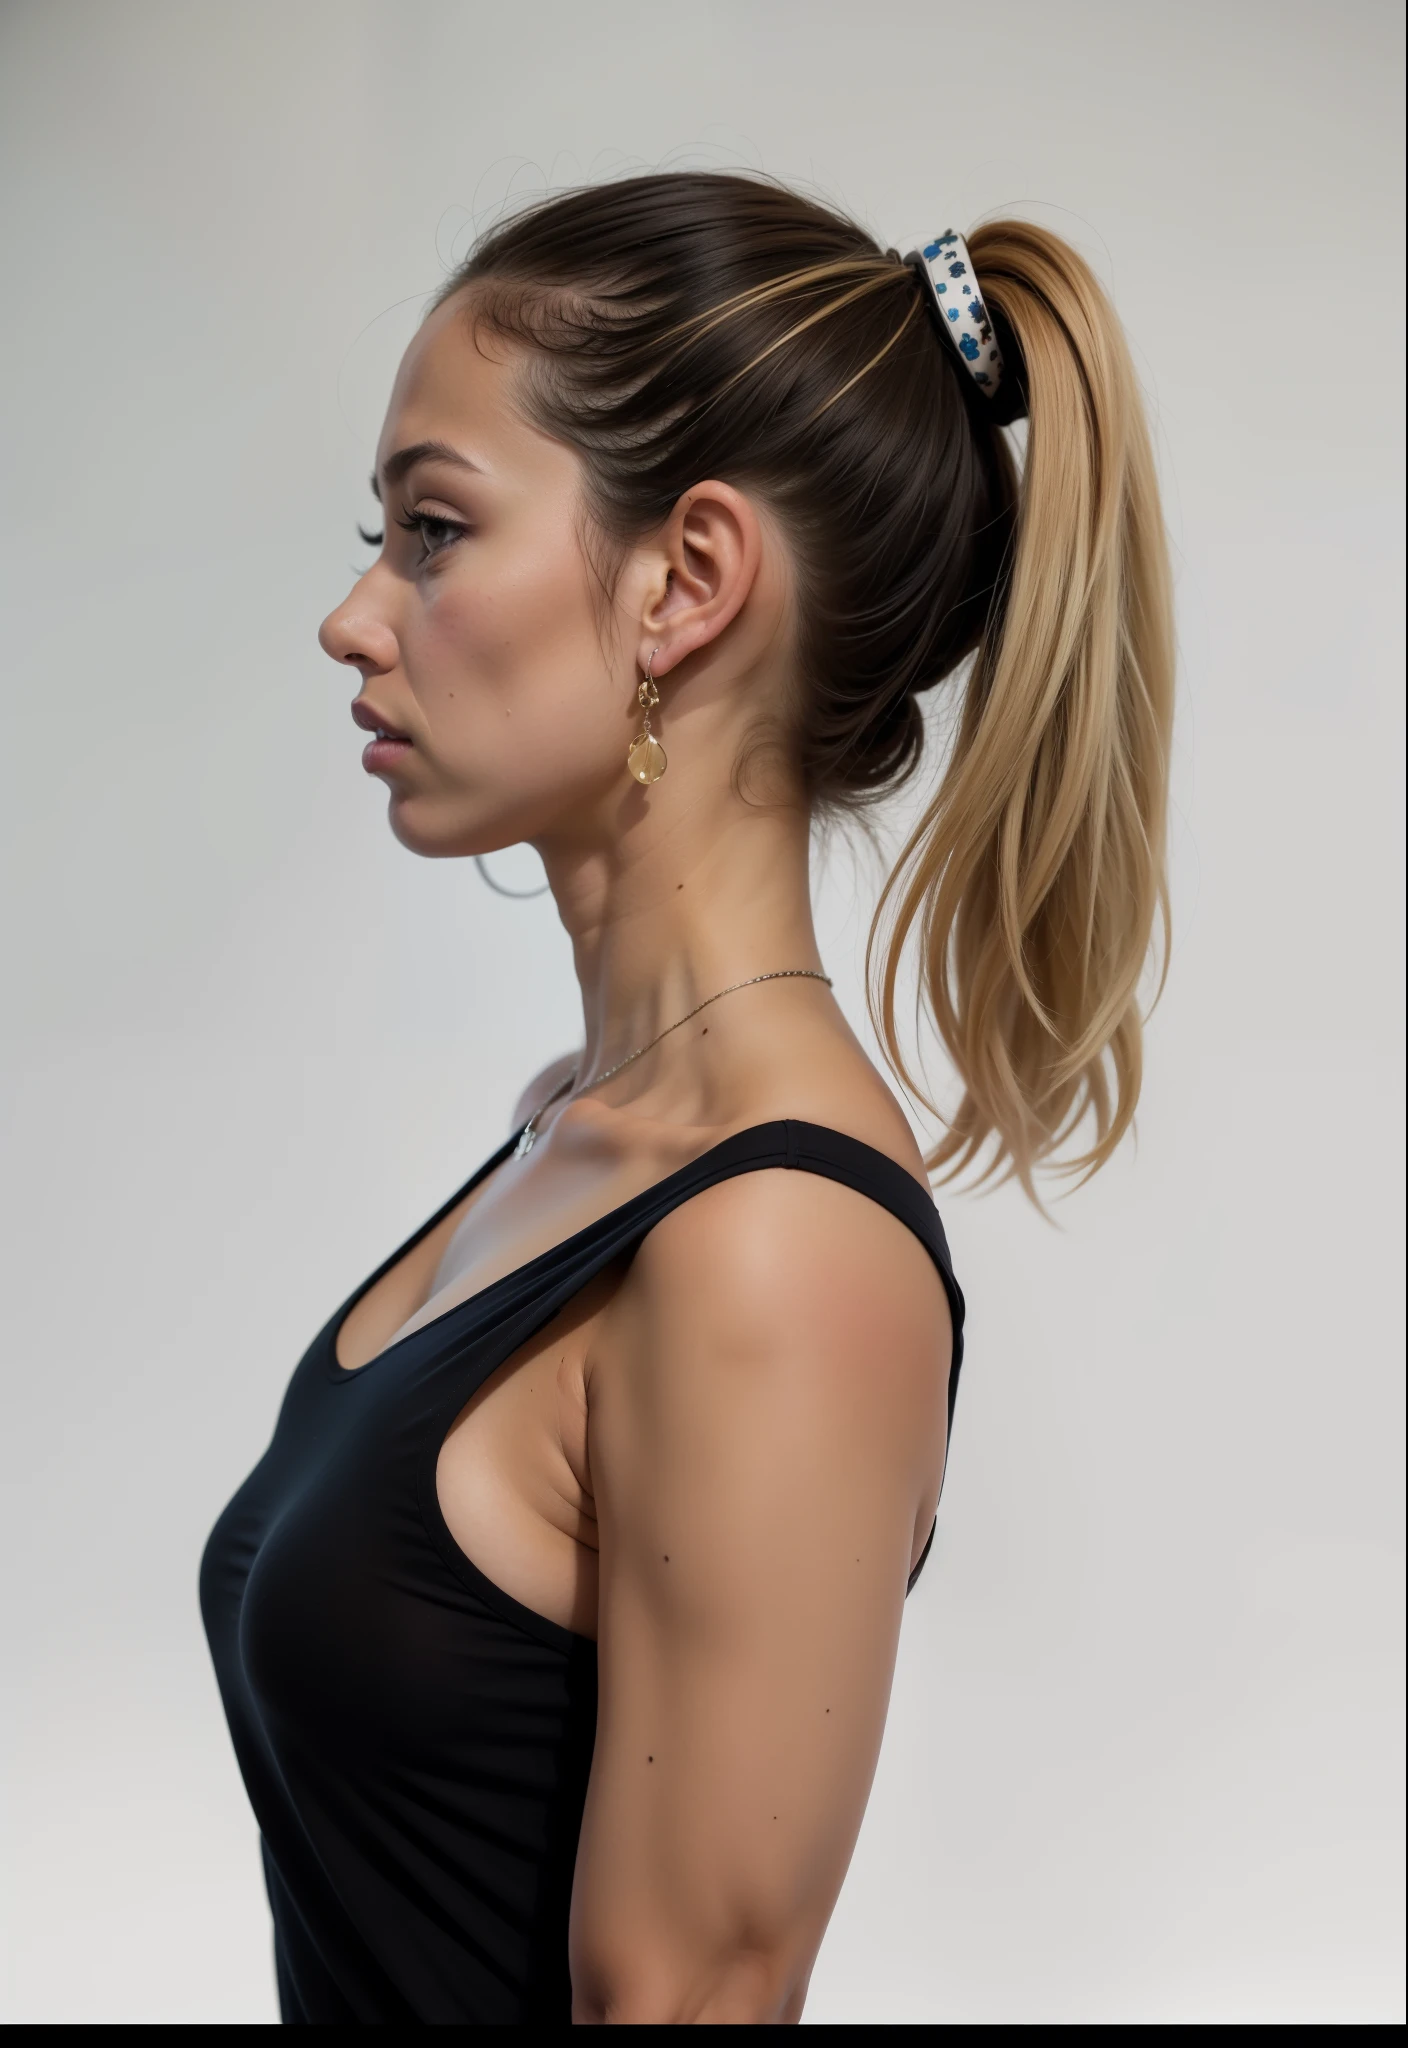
[357,511,470,560]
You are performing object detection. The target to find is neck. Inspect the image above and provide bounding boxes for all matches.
[535,782,823,1082]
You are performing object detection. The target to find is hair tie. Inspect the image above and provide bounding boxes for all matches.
[907,230,1005,399]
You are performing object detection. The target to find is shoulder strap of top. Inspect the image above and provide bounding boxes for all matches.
[416,1117,963,1598]
[651,1116,959,1302]
[414,1119,966,1407]
[615,1118,965,1422]
[485,1117,966,1401]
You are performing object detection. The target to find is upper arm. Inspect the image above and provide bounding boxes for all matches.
[571,1168,951,2023]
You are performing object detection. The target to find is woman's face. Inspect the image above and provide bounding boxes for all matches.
[319,292,643,859]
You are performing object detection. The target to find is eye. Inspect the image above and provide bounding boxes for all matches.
[395,509,469,560]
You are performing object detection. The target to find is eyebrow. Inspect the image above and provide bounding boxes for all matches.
[370,439,481,499]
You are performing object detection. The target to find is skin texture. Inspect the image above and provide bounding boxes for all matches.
[320,290,953,2023]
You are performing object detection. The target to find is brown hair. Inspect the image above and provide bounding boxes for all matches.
[441,172,1174,1195]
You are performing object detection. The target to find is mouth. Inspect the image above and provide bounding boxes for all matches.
[352,698,414,776]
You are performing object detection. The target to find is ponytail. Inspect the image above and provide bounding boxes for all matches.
[871,221,1175,1195]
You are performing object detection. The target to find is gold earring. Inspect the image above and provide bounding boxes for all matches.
[626,647,667,784]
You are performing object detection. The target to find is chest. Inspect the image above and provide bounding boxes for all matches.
[209,1271,607,1723]
[334,1112,680,1376]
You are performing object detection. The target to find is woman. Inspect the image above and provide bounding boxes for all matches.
[201,172,1172,2025]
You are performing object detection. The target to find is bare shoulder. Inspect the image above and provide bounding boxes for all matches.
[509,1051,579,1132]
[596,1159,952,1471]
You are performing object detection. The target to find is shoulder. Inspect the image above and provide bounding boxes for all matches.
[596,1157,951,1459]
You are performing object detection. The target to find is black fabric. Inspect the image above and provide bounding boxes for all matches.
[201,1119,965,2026]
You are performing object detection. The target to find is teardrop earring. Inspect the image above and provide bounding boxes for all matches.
[626,647,667,785]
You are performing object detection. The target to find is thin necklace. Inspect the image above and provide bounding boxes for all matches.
[514,968,833,1158]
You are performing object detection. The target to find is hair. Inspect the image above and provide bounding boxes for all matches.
[438,171,1174,1196]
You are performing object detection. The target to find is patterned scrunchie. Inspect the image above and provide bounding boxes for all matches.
[907,230,1026,424]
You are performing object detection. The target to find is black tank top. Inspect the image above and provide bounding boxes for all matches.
[200,1119,965,2025]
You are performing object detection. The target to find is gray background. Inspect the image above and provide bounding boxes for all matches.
[1,0,1403,2024]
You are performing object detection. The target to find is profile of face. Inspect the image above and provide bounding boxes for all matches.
[319,292,785,863]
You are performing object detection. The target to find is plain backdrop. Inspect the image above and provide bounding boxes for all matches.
[1,0,1403,2025]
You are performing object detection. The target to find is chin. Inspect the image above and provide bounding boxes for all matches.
[386,790,545,863]
[385,794,479,860]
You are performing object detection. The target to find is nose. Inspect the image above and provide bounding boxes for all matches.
[319,575,399,675]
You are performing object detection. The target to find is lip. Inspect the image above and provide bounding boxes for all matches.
[352,698,414,777]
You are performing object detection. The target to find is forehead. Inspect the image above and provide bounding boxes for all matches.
[375,290,556,478]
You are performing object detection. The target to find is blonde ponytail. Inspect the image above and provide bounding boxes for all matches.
[871,221,1175,1196]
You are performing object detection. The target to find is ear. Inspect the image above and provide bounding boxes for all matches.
[636,482,763,680]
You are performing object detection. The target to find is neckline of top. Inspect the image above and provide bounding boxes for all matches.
[326,1117,940,1385]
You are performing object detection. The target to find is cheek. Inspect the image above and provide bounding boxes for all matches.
[410,538,615,748]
